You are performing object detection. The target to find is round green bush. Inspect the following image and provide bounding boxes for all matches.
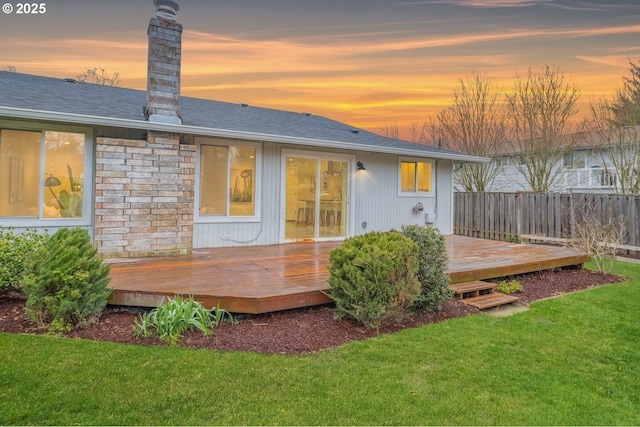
[22,228,112,332]
[400,225,452,311]
[0,228,50,292]
[327,231,421,329]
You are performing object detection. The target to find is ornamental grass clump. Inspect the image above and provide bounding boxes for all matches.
[400,225,452,312]
[134,295,234,345]
[21,228,112,332]
[327,231,421,329]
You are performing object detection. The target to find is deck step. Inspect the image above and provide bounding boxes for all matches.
[450,281,496,300]
[462,293,520,310]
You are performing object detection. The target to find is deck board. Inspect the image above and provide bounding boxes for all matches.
[107,236,590,314]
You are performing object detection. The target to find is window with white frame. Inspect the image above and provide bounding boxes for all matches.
[0,126,90,222]
[197,139,260,220]
[399,158,434,195]
[563,151,586,169]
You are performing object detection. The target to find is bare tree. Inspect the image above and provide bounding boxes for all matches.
[2,65,16,72]
[589,103,640,195]
[611,59,640,127]
[418,116,441,146]
[76,67,121,86]
[566,197,625,273]
[379,118,437,144]
[588,60,640,195]
[506,65,581,193]
[436,70,507,192]
[379,121,399,140]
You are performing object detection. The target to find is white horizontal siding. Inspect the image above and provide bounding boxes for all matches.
[351,153,453,235]
[194,141,456,248]
[193,142,281,248]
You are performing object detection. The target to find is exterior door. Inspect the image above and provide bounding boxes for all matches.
[283,153,350,241]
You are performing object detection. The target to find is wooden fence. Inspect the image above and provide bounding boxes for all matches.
[454,192,640,254]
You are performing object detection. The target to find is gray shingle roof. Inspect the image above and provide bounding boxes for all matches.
[0,71,483,161]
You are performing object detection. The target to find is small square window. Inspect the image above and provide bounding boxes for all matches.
[399,158,433,195]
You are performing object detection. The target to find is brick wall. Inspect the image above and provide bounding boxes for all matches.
[94,132,195,257]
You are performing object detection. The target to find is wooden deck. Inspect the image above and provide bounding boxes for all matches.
[107,235,590,314]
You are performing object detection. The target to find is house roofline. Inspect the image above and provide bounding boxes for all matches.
[0,106,489,163]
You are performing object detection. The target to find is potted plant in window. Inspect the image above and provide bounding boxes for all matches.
[59,165,82,217]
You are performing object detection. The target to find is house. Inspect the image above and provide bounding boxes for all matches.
[483,129,640,193]
[0,1,486,258]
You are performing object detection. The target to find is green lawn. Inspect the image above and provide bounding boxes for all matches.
[1,260,639,425]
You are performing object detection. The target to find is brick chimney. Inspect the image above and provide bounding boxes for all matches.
[146,0,182,125]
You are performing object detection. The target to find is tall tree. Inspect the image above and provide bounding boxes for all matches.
[436,70,506,192]
[506,65,581,193]
[589,60,640,195]
[76,67,121,86]
[610,60,640,127]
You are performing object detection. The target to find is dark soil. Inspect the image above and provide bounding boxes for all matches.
[0,268,626,355]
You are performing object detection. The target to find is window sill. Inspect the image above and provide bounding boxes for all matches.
[0,217,92,227]
[398,192,435,198]
[194,216,261,224]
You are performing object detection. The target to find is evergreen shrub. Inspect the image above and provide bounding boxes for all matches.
[0,228,50,292]
[400,225,452,311]
[22,228,112,332]
[327,231,421,329]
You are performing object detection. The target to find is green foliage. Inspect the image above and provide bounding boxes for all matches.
[0,228,50,291]
[134,295,234,345]
[496,279,523,295]
[327,231,421,329]
[506,235,521,243]
[1,261,639,426]
[21,228,112,332]
[400,225,452,311]
[611,60,640,126]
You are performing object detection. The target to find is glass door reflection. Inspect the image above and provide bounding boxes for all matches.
[284,156,348,240]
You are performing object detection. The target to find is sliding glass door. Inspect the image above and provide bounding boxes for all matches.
[284,153,350,241]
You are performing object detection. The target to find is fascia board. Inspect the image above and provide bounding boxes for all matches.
[0,106,490,163]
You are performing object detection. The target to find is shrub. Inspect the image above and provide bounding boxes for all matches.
[21,228,112,332]
[0,228,50,292]
[400,225,452,311]
[327,231,421,329]
[496,280,523,295]
[134,295,235,345]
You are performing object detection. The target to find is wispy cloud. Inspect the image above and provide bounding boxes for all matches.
[184,22,640,66]
[576,55,636,68]
[397,0,549,8]
[548,1,640,12]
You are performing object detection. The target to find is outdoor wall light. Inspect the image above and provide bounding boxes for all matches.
[356,161,366,171]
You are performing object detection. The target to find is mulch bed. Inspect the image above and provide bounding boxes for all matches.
[0,268,627,355]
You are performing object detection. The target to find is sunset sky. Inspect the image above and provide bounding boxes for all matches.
[2,0,640,140]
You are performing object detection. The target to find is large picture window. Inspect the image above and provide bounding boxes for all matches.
[399,158,434,195]
[198,141,259,219]
[0,127,89,221]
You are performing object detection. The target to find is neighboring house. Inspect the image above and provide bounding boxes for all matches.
[0,2,485,258]
[482,132,638,193]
